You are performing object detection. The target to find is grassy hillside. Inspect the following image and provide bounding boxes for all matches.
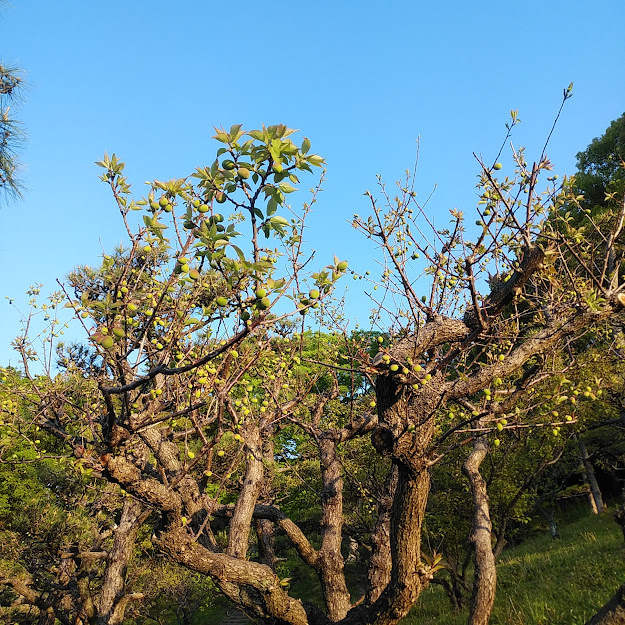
[406,511,625,625]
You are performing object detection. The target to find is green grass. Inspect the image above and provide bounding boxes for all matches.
[405,511,625,625]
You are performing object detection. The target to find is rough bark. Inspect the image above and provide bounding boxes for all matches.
[344,359,439,625]
[255,519,279,570]
[255,421,279,571]
[97,498,145,625]
[367,465,398,605]
[462,431,497,625]
[154,528,310,625]
[317,435,351,621]
[347,463,432,625]
[94,292,625,625]
[228,427,264,559]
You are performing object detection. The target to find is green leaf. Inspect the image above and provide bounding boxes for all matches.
[307,154,325,167]
[278,182,297,194]
[231,245,246,262]
[248,129,265,142]
[229,124,244,142]
[266,198,278,216]
[301,138,311,154]
[213,130,229,144]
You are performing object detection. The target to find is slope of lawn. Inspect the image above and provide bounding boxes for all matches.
[406,510,625,625]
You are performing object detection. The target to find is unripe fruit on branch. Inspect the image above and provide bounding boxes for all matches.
[257,297,271,310]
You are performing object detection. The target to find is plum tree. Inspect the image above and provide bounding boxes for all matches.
[3,103,625,625]
[348,91,625,625]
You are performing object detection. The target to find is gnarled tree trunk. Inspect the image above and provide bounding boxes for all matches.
[97,498,145,625]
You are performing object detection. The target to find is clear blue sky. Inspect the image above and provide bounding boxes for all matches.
[1,0,624,366]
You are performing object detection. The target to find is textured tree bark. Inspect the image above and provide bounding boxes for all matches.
[255,421,279,571]
[317,436,352,621]
[100,290,624,625]
[462,431,497,625]
[347,322,462,625]
[155,527,310,625]
[228,426,264,558]
[97,498,144,625]
[367,465,398,605]
[255,518,279,570]
[347,463,432,625]
[492,521,507,561]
